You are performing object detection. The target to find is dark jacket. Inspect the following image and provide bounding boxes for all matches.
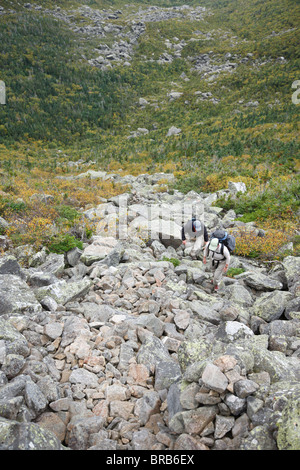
[182,219,208,242]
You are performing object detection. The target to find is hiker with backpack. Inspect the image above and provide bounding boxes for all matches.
[181,218,209,259]
[203,230,235,291]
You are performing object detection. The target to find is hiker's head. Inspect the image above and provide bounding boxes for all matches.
[210,238,219,251]
[193,220,202,232]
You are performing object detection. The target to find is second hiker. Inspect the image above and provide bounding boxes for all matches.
[181,218,209,259]
[203,237,231,291]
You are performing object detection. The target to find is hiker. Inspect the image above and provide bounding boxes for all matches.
[181,218,209,258]
[203,237,231,291]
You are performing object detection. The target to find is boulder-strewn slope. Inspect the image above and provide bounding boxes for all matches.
[0,173,299,450]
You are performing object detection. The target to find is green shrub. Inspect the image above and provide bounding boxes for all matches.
[0,197,27,216]
[56,205,81,222]
[162,256,180,267]
[214,177,300,225]
[226,267,246,278]
[46,233,83,254]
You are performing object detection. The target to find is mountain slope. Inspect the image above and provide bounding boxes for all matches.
[0,0,299,250]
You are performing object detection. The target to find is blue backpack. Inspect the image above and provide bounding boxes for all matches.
[210,229,236,254]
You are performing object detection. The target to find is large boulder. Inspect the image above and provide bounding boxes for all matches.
[0,417,66,450]
[0,275,42,316]
[271,382,300,450]
[80,236,119,266]
[0,317,30,360]
[252,291,294,322]
[0,256,25,279]
[238,271,283,291]
[34,279,92,306]
[282,256,300,295]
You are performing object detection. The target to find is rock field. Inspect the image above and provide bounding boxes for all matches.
[0,171,299,450]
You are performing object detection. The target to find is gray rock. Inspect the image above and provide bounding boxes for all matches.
[44,322,63,340]
[0,275,42,316]
[134,391,161,425]
[80,236,119,266]
[179,382,200,409]
[224,284,254,307]
[252,345,300,382]
[252,290,294,322]
[131,428,158,450]
[282,256,300,287]
[240,424,277,450]
[0,417,66,450]
[0,375,27,401]
[28,272,58,287]
[190,300,222,325]
[0,256,25,278]
[0,396,23,420]
[34,278,92,305]
[169,405,218,434]
[39,253,65,276]
[1,354,25,379]
[66,247,83,267]
[214,414,235,439]
[234,379,259,398]
[67,416,104,450]
[215,321,254,343]
[69,368,99,388]
[154,360,182,391]
[166,126,181,136]
[228,181,247,195]
[0,216,9,230]
[136,334,173,371]
[132,313,165,337]
[60,316,91,348]
[24,379,48,417]
[201,363,229,393]
[240,271,283,291]
[224,393,246,416]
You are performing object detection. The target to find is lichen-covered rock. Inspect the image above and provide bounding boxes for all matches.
[0,275,42,316]
[0,417,67,450]
[240,271,283,291]
[276,397,300,450]
[240,424,277,450]
[80,236,119,265]
[282,256,300,290]
[34,278,92,305]
[267,381,300,450]
[252,290,294,322]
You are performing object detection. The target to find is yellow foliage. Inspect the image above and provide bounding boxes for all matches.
[203,173,228,192]
[232,225,294,259]
[220,155,236,165]
[294,158,300,172]
[7,216,54,249]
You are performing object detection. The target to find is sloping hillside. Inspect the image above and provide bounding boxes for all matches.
[0,0,299,252]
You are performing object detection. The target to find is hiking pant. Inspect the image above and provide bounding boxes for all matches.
[190,235,204,258]
[212,259,227,287]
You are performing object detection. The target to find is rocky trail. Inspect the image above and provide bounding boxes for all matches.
[0,171,299,451]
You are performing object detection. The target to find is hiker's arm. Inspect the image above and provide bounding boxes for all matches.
[203,243,209,263]
[223,247,231,271]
